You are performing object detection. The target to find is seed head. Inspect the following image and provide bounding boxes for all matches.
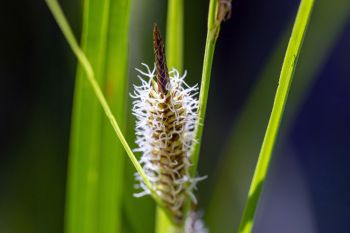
[131,24,206,224]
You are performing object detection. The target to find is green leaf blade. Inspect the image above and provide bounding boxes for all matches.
[238,0,315,232]
[46,0,131,232]
[207,1,350,232]
[97,0,131,232]
[65,0,110,232]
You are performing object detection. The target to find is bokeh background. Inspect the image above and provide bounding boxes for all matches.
[1,0,349,232]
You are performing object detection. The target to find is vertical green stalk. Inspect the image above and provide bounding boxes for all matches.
[156,210,182,233]
[182,1,223,225]
[98,0,130,232]
[166,0,184,71]
[190,0,220,176]
[238,0,314,232]
[65,0,111,232]
[155,0,184,232]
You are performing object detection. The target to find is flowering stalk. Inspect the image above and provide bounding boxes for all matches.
[132,25,201,224]
[190,0,232,178]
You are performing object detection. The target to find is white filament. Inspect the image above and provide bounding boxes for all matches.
[131,63,202,219]
[185,210,209,233]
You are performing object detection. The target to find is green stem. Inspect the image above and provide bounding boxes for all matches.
[166,0,184,71]
[238,0,315,232]
[183,0,221,227]
[181,0,221,227]
[190,0,219,176]
[156,208,183,233]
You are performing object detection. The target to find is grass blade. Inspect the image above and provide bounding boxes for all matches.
[207,1,350,232]
[45,0,160,199]
[63,0,113,231]
[46,0,131,232]
[97,0,130,232]
[238,0,315,232]
[45,1,174,232]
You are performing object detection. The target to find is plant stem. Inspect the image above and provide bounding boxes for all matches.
[166,0,184,71]
[190,0,220,176]
[183,0,222,227]
[156,209,183,233]
[238,0,315,232]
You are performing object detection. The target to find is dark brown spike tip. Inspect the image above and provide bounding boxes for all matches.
[153,24,169,94]
[217,0,232,22]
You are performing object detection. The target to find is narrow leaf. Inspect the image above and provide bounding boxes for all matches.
[238,0,315,232]
[45,1,169,229]
[207,0,350,230]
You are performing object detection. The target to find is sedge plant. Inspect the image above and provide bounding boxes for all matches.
[46,0,315,232]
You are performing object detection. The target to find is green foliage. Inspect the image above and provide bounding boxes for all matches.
[46,0,161,200]
[43,0,349,232]
[237,0,315,232]
[166,0,184,71]
[190,0,221,177]
[207,1,350,232]
[46,0,131,232]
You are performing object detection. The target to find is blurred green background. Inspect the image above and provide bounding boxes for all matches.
[0,0,349,232]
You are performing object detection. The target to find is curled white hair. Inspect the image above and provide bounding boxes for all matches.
[185,210,209,233]
[131,63,203,222]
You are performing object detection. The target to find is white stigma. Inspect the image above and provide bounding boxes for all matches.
[131,63,202,222]
[185,210,209,233]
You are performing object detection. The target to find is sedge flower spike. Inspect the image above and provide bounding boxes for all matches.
[131,24,203,223]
